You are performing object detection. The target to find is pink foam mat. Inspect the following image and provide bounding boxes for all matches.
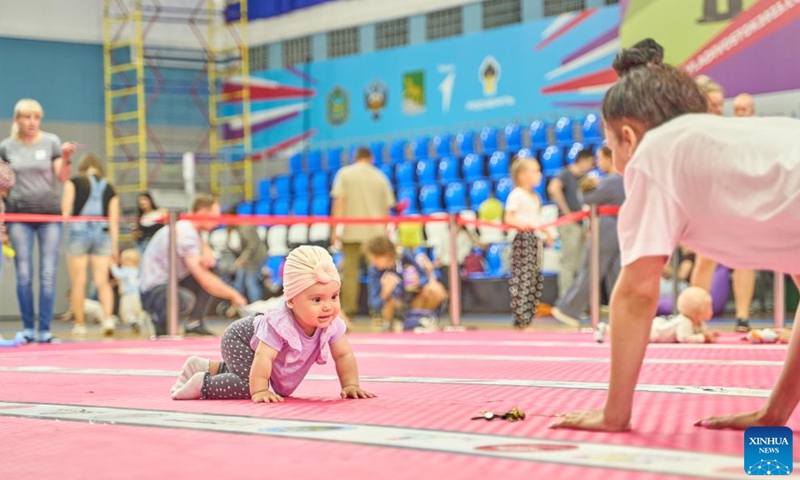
[1,416,703,480]
[0,331,796,479]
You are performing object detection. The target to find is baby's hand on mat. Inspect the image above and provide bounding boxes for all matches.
[341,385,376,399]
[251,391,283,403]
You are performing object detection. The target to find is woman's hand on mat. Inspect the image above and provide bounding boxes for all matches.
[694,410,769,430]
[340,385,376,399]
[548,409,632,432]
[251,390,284,403]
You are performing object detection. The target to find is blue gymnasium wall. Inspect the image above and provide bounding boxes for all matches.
[0,37,207,127]
[0,38,104,124]
[0,3,619,138]
[229,4,619,156]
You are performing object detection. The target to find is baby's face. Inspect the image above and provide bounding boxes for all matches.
[289,282,341,335]
[688,304,713,324]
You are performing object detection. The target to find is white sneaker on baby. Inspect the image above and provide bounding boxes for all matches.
[171,371,205,400]
[171,356,210,394]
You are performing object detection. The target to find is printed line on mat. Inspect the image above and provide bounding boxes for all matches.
[0,365,772,398]
[0,401,756,479]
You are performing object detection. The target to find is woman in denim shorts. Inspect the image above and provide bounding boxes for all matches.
[61,154,119,338]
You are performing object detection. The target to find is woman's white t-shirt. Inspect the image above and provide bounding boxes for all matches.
[505,187,542,229]
[618,113,800,274]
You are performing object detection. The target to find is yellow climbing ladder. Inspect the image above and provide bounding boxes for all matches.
[103,0,147,196]
[208,0,253,201]
[102,0,254,204]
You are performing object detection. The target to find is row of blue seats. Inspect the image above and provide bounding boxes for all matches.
[404,179,542,214]
[262,243,513,283]
[241,177,539,217]
[285,114,603,174]
[237,195,331,217]
[261,143,589,201]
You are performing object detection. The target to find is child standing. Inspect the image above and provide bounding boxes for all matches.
[504,156,550,329]
[110,248,145,333]
[170,245,374,402]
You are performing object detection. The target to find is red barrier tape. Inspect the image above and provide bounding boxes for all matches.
[0,213,140,224]
[1,205,621,230]
[458,205,621,232]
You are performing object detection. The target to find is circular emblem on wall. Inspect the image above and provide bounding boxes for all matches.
[364,80,388,120]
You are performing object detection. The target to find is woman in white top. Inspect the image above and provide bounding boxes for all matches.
[504,155,548,330]
[551,39,800,432]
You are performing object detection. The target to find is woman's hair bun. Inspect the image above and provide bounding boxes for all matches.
[612,38,664,76]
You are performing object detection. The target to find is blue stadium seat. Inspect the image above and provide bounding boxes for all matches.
[504,123,522,152]
[488,151,509,180]
[462,153,484,181]
[257,178,271,199]
[288,153,304,174]
[566,142,585,165]
[530,120,548,148]
[412,135,430,160]
[486,243,506,276]
[326,147,343,171]
[456,129,476,155]
[469,179,491,208]
[389,139,406,163]
[581,113,602,143]
[438,156,459,183]
[236,201,253,215]
[516,148,536,159]
[433,133,453,158]
[416,159,437,186]
[396,162,415,187]
[307,150,323,172]
[311,171,330,194]
[273,197,290,215]
[311,195,330,216]
[397,186,419,214]
[255,198,271,216]
[541,145,564,177]
[370,141,385,166]
[480,127,499,152]
[380,164,395,184]
[266,255,285,284]
[332,252,343,269]
[495,177,513,203]
[292,173,310,197]
[274,174,291,199]
[419,184,443,214]
[554,116,574,146]
[291,196,310,216]
[327,148,342,172]
[444,182,467,213]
